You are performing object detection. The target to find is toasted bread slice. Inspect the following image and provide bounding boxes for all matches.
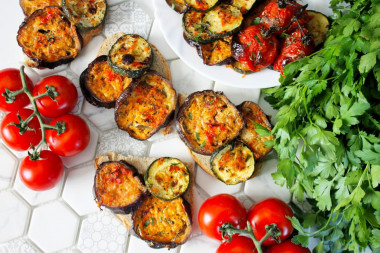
[94,152,194,229]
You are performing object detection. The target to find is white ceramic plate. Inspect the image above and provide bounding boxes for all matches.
[153,0,332,88]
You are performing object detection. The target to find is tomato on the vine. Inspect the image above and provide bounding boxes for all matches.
[198,194,247,240]
[33,75,78,118]
[265,239,311,253]
[217,235,257,253]
[248,198,294,246]
[19,150,64,191]
[0,108,42,151]
[46,114,90,157]
[0,68,34,112]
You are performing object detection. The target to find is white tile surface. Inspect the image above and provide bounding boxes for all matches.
[0,238,40,253]
[180,235,219,253]
[0,145,17,190]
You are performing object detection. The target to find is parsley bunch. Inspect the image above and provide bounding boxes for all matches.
[263,0,380,252]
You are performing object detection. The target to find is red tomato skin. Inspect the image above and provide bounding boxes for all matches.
[198,194,247,241]
[33,75,78,118]
[265,240,311,253]
[248,198,294,246]
[0,68,34,112]
[46,114,90,157]
[0,108,42,151]
[217,235,257,253]
[19,150,64,191]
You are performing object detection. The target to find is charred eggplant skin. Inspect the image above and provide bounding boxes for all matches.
[93,160,147,214]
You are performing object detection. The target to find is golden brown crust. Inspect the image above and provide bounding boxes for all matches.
[20,0,61,16]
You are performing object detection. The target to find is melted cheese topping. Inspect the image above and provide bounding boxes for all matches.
[17,7,81,63]
[20,0,61,16]
[95,162,146,208]
[64,0,107,28]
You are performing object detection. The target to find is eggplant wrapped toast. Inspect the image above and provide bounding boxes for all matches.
[17,6,82,69]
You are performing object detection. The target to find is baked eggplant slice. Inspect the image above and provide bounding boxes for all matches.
[145,157,190,200]
[20,0,61,16]
[184,0,219,12]
[108,34,153,78]
[183,9,214,44]
[79,55,132,108]
[115,71,177,140]
[94,160,147,214]
[202,4,243,39]
[132,195,192,249]
[166,0,188,13]
[17,6,82,69]
[176,90,244,155]
[62,0,107,31]
[307,10,330,47]
[199,36,234,65]
[210,140,255,184]
[237,101,274,160]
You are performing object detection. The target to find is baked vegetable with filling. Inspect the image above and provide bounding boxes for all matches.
[20,0,61,16]
[94,160,147,214]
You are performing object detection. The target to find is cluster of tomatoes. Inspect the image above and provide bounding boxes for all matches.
[198,194,311,253]
[0,68,90,191]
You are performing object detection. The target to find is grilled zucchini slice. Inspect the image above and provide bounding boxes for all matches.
[94,160,147,214]
[166,0,188,13]
[200,36,234,65]
[145,157,190,200]
[20,0,62,16]
[183,9,214,44]
[176,90,244,155]
[115,71,177,140]
[307,10,330,47]
[202,4,243,38]
[231,60,253,75]
[62,0,107,31]
[229,0,256,14]
[210,140,255,185]
[237,101,274,160]
[17,6,82,69]
[132,195,192,249]
[108,34,153,78]
[184,0,219,12]
[79,55,132,108]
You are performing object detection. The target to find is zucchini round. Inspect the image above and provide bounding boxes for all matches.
[210,140,255,185]
[184,0,219,12]
[79,55,132,108]
[20,0,62,16]
[202,4,243,39]
[230,0,256,14]
[307,10,330,47]
[176,90,244,155]
[145,157,190,200]
[231,60,253,75]
[108,34,153,78]
[115,70,177,140]
[132,195,192,249]
[183,9,215,44]
[166,0,188,13]
[93,160,147,214]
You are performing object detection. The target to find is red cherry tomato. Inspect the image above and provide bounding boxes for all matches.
[0,68,34,112]
[0,108,42,151]
[33,75,78,118]
[46,114,90,157]
[217,235,257,253]
[265,240,311,253]
[248,198,294,246]
[19,150,64,191]
[198,194,247,240]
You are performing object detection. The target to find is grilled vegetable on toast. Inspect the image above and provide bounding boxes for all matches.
[62,0,107,30]
[79,55,132,108]
[210,140,255,184]
[200,36,234,65]
[184,0,219,12]
[17,6,82,69]
[166,0,188,13]
[176,90,244,155]
[115,71,177,140]
[306,10,330,47]
[20,0,61,16]
[145,157,190,200]
[108,34,153,78]
[183,9,214,44]
[94,160,147,214]
[237,101,274,161]
[132,195,192,249]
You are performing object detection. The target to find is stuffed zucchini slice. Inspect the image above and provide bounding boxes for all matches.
[132,194,192,249]
[183,9,215,44]
[237,101,274,161]
[80,55,132,108]
[20,0,62,16]
[184,0,219,12]
[145,157,190,200]
[115,71,177,140]
[202,4,243,39]
[17,6,82,69]
[166,0,188,13]
[94,160,147,214]
[108,34,153,78]
[306,10,330,47]
[176,90,244,155]
[199,36,234,66]
[210,140,255,185]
